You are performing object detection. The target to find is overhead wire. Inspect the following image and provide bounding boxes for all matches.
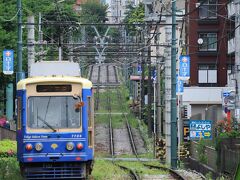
[0,9,20,22]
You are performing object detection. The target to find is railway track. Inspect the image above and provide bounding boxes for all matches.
[89,63,120,87]
[94,65,204,180]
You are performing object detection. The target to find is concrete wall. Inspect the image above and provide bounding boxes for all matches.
[0,127,16,140]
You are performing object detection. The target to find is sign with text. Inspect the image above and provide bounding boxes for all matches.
[3,50,14,75]
[183,119,190,141]
[137,64,142,74]
[189,120,212,140]
[176,75,184,95]
[179,55,190,80]
[151,68,156,83]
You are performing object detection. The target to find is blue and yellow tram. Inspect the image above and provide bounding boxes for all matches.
[16,76,94,179]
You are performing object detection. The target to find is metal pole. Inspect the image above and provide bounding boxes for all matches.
[6,83,13,121]
[165,14,172,165]
[153,81,156,158]
[17,0,25,82]
[171,0,177,169]
[39,12,44,61]
[235,0,240,124]
[156,25,162,137]
[59,35,62,61]
[147,25,152,138]
[27,16,35,74]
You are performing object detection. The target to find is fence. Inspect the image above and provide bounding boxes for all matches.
[189,139,240,178]
[0,126,16,140]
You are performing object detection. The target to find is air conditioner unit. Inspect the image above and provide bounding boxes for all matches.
[196,3,200,8]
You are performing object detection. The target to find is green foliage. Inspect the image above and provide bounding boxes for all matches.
[123,3,145,35]
[205,172,213,180]
[0,157,22,180]
[0,139,17,157]
[79,0,108,39]
[196,139,207,164]
[117,161,168,175]
[91,159,128,180]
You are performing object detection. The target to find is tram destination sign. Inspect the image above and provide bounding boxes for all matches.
[189,120,212,140]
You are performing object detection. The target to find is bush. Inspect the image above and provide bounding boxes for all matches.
[0,139,17,157]
[0,157,22,180]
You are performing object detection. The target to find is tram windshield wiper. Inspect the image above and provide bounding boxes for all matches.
[37,116,56,132]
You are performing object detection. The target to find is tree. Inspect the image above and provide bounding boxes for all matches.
[79,0,108,41]
[123,3,145,35]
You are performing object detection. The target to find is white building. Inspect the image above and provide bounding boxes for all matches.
[109,0,142,23]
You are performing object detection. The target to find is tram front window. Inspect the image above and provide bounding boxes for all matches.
[28,96,81,130]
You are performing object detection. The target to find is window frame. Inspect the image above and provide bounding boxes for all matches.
[198,64,217,84]
[198,32,218,52]
[27,95,82,132]
[198,0,218,19]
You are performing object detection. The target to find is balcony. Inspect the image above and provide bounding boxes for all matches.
[228,38,235,54]
[228,1,235,19]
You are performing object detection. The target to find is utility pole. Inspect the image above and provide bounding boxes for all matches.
[27,16,35,74]
[141,30,145,120]
[235,0,240,124]
[38,13,44,61]
[17,0,24,82]
[156,25,162,137]
[59,34,63,61]
[171,0,177,169]
[92,26,110,64]
[165,13,172,165]
[147,24,152,138]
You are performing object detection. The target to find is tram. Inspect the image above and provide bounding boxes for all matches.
[16,61,94,179]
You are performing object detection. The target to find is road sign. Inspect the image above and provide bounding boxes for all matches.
[3,50,14,75]
[137,64,142,74]
[179,55,190,80]
[151,68,156,83]
[176,75,184,95]
[221,89,235,110]
[189,120,212,140]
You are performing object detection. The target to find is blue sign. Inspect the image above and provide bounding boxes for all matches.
[190,120,212,140]
[176,75,184,95]
[179,55,190,80]
[223,92,230,97]
[151,68,156,83]
[137,64,142,74]
[3,50,14,75]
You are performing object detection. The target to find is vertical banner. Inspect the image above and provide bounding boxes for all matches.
[151,67,156,83]
[179,55,190,80]
[176,75,184,95]
[137,64,142,74]
[3,50,14,75]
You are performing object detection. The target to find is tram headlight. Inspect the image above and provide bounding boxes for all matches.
[35,143,43,152]
[66,142,75,151]
[25,143,33,151]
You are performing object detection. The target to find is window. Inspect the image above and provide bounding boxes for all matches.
[199,0,218,19]
[28,96,81,130]
[198,33,217,51]
[227,64,234,85]
[198,64,217,83]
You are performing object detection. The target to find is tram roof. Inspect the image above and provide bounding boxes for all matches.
[17,76,92,90]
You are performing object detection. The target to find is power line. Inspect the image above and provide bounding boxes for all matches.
[0,9,20,22]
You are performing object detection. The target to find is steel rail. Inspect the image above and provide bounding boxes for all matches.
[143,164,186,180]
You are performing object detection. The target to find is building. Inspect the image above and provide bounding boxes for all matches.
[74,0,100,12]
[110,0,142,23]
[185,0,232,87]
